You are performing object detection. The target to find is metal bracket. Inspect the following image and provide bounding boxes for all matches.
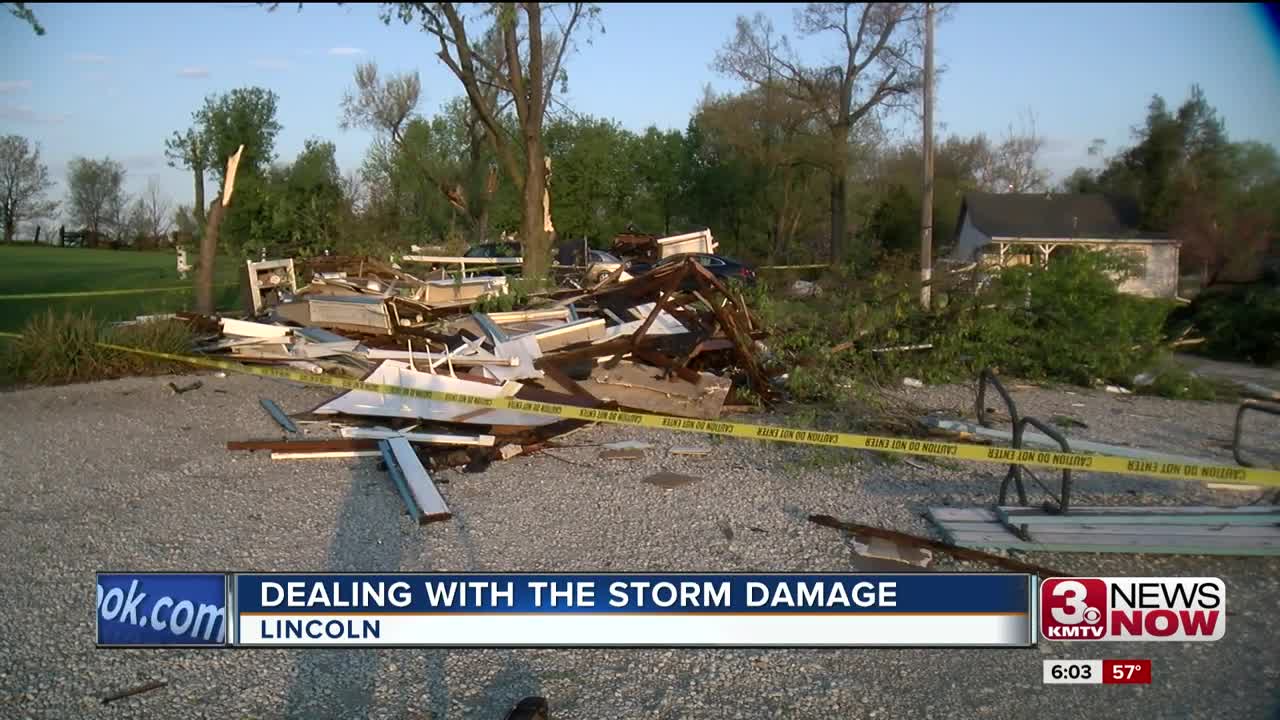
[982,367,1073,514]
[1234,399,1280,469]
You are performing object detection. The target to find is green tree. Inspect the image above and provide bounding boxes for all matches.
[196,87,282,184]
[65,157,127,246]
[714,5,927,262]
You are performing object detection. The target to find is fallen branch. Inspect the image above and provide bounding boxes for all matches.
[101,680,167,704]
[807,514,1067,577]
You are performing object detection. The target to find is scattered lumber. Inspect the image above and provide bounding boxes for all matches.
[926,507,1280,557]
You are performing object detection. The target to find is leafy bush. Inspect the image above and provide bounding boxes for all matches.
[754,248,1183,400]
[1167,284,1280,366]
[1,310,195,386]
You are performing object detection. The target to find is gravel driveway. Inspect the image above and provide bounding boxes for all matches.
[1,372,1277,719]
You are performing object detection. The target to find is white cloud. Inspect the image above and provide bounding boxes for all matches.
[69,53,111,64]
[0,105,70,125]
[177,67,210,79]
[0,80,32,94]
[327,47,364,56]
[252,58,292,71]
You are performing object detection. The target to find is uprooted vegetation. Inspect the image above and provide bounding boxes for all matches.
[752,249,1227,404]
[1166,282,1280,367]
[1,310,195,387]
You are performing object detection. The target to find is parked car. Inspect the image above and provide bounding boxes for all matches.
[639,253,758,289]
[463,241,524,276]
[585,249,626,283]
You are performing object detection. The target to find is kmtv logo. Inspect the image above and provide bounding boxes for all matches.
[1040,577,1225,641]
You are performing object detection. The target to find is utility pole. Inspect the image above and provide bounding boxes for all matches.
[920,1,935,309]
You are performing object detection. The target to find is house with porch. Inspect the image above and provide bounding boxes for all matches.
[949,192,1180,298]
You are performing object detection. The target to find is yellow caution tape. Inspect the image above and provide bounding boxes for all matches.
[0,282,237,301]
[0,328,1266,488]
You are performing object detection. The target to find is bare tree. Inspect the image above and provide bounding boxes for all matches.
[379,3,601,280]
[340,60,494,238]
[0,134,58,243]
[66,156,128,245]
[127,178,174,243]
[714,4,927,262]
[990,109,1049,193]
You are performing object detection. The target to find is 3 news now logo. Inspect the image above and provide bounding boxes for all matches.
[1040,577,1225,641]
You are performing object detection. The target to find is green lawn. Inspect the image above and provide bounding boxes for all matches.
[0,245,244,332]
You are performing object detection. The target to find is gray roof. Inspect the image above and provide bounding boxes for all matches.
[959,192,1173,241]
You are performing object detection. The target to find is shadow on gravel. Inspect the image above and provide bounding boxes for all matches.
[282,462,406,720]
[279,461,545,718]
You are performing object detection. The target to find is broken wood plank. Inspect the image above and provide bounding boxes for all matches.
[386,437,451,523]
[378,439,422,523]
[997,505,1280,525]
[227,439,379,452]
[220,317,289,337]
[808,514,1066,577]
[487,308,572,324]
[340,427,496,446]
[528,317,606,352]
[272,450,381,459]
[101,680,167,705]
[260,398,298,433]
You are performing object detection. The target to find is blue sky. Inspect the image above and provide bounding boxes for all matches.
[3,2,1279,218]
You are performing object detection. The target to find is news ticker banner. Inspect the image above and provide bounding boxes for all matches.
[97,572,1035,648]
[97,573,1228,648]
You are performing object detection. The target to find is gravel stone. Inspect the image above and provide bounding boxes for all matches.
[0,371,1277,718]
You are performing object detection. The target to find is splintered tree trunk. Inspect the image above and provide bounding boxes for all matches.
[196,199,223,315]
[193,166,206,228]
[521,142,550,283]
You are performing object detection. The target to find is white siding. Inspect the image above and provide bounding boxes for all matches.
[951,212,991,262]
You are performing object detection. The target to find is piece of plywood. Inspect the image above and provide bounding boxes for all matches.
[579,360,730,420]
[307,296,392,334]
[314,360,556,427]
[386,437,451,523]
[998,505,1280,526]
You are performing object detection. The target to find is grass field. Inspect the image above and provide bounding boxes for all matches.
[0,245,243,332]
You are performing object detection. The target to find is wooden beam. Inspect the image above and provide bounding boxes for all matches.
[227,439,380,452]
[386,437,451,523]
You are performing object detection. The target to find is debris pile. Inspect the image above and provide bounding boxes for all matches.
[197,249,772,523]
